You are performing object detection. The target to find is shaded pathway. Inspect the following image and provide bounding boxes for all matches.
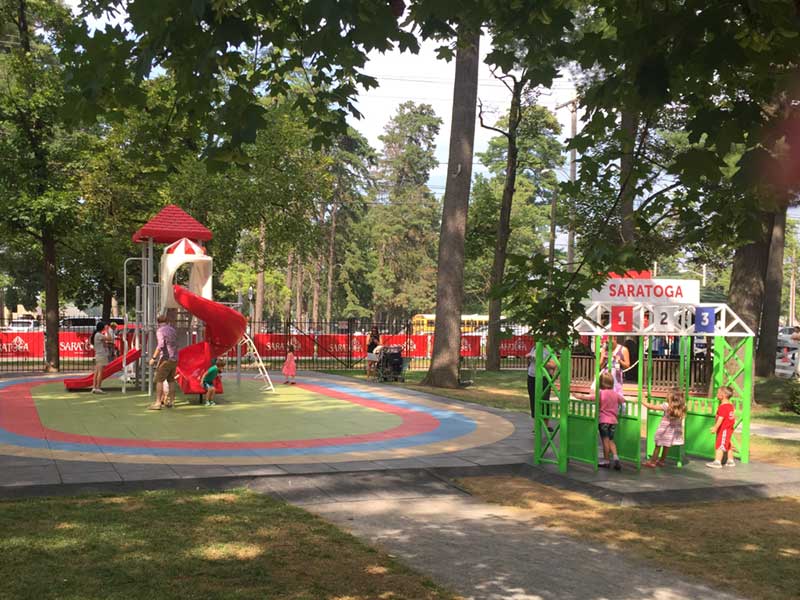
[248,471,745,600]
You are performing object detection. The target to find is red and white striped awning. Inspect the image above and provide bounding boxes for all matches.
[164,238,206,256]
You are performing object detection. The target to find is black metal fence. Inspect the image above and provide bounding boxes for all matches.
[0,317,533,373]
[230,319,530,372]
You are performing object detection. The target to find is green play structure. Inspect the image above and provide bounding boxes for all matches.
[533,302,754,473]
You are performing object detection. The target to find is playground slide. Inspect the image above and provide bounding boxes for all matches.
[172,284,248,395]
[64,348,142,391]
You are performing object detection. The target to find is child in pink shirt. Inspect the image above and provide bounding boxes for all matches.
[579,370,625,470]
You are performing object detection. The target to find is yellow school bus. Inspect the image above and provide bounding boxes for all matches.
[411,314,490,335]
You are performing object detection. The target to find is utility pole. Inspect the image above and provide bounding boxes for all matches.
[789,248,797,327]
[556,98,578,271]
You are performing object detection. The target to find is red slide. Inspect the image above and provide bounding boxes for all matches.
[172,285,248,395]
[64,348,142,390]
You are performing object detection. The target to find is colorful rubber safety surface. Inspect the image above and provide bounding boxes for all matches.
[0,376,514,465]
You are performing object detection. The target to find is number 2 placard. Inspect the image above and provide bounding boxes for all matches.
[654,308,676,333]
[610,305,634,332]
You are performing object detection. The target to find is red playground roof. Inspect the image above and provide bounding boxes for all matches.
[132,205,213,244]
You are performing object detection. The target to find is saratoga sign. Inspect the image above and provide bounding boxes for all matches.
[590,278,700,305]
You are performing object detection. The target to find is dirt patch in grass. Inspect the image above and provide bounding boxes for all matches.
[751,435,800,468]
[0,489,460,600]
[457,476,800,600]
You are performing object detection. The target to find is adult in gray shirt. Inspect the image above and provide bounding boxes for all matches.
[149,314,178,409]
[92,321,114,394]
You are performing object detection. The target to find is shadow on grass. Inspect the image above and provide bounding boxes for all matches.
[458,475,800,600]
[0,489,456,600]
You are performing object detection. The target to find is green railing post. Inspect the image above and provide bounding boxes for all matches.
[740,336,753,464]
[559,346,571,473]
[712,335,725,395]
[534,341,543,466]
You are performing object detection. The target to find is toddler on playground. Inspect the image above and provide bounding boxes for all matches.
[201,358,225,406]
[577,371,625,470]
[282,344,297,385]
[707,385,736,469]
[642,388,687,468]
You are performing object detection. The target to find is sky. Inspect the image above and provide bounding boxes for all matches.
[350,35,578,197]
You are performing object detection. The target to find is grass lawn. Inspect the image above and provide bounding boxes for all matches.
[753,376,800,428]
[457,476,800,600]
[0,489,458,600]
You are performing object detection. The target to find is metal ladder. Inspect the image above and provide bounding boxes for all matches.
[241,333,275,392]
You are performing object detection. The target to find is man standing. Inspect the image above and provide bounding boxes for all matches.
[790,326,800,378]
[148,314,178,409]
[526,344,557,429]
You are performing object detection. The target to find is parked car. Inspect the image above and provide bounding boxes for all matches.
[59,317,125,331]
[5,319,40,332]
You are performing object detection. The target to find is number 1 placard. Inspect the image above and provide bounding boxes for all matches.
[610,305,634,332]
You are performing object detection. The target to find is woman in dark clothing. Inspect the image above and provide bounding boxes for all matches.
[366,327,381,376]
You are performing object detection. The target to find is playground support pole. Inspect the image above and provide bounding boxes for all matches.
[712,335,724,394]
[122,257,144,394]
[236,290,242,386]
[147,238,155,398]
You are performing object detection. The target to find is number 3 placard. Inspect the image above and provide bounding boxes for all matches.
[695,306,716,334]
[610,305,634,332]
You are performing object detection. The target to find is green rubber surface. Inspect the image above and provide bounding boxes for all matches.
[33,380,402,442]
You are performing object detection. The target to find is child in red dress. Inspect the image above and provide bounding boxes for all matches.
[282,344,297,385]
[707,386,736,469]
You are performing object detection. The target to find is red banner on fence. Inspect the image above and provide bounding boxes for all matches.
[499,336,535,357]
[381,334,429,358]
[58,332,93,358]
[252,334,315,358]
[459,336,481,357]
[352,335,368,356]
[0,332,44,359]
[316,334,350,358]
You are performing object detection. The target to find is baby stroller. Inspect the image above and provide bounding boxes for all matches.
[375,345,405,382]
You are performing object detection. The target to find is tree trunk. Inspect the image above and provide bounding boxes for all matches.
[423,26,480,388]
[756,205,787,376]
[255,221,266,323]
[619,109,639,243]
[284,251,293,323]
[295,260,304,324]
[311,254,321,325]
[728,212,772,334]
[43,229,59,372]
[101,287,112,320]
[325,203,338,323]
[486,81,522,372]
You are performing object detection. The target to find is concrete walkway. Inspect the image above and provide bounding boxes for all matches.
[751,422,800,442]
[247,471,745,600]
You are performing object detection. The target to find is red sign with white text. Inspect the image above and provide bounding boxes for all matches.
[252,334,315,358]
[381,335,429,358]
[0,332,44,359]
[58,332,94,358]
[316,334,351,358]
[460,336,481,357]
[499,336,535,357]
